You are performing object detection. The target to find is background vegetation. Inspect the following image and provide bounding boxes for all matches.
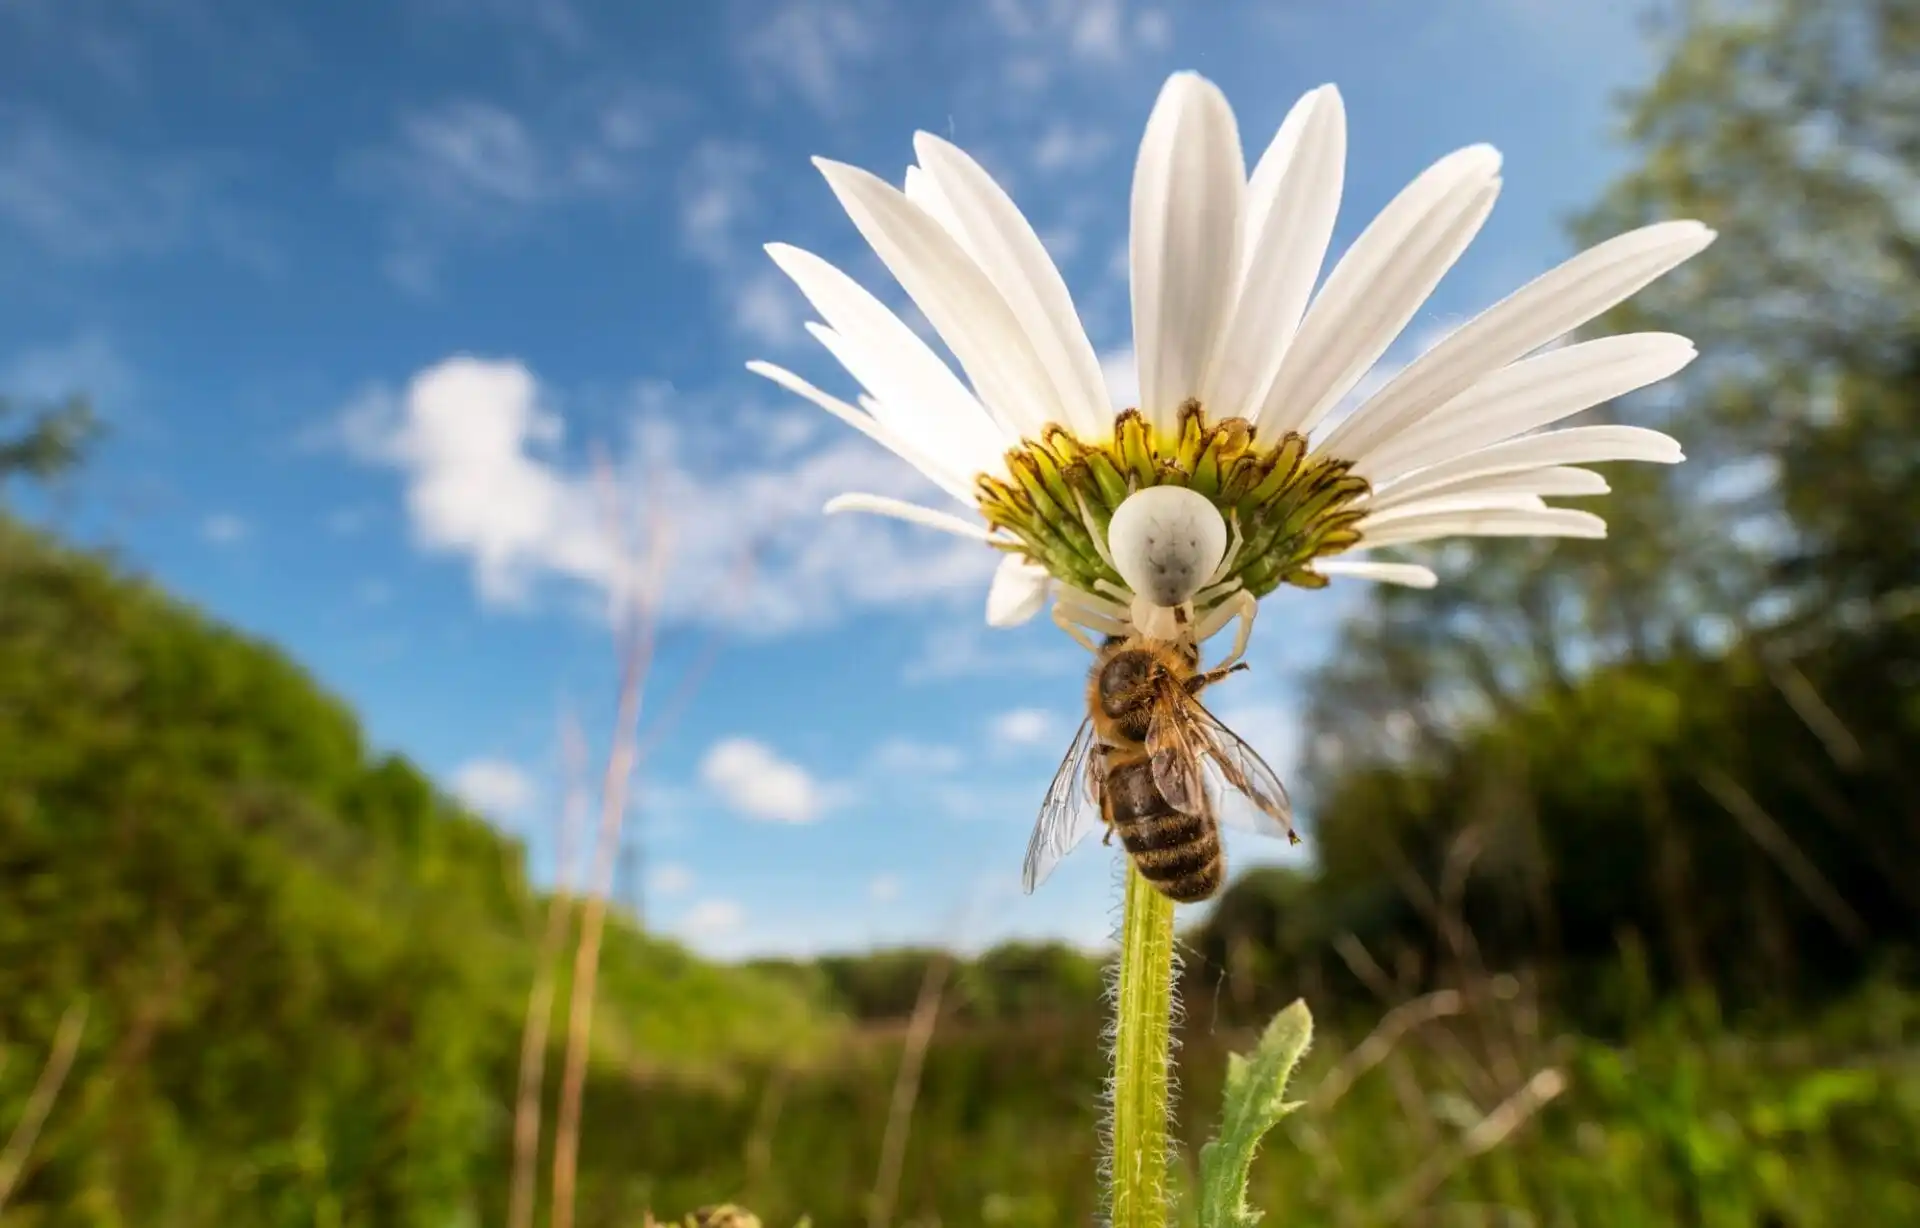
[3,0,1917,1224]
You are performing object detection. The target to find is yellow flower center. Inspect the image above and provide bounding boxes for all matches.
[974,402,1371,607]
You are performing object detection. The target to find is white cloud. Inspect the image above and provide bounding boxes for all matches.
[735,0,884,114]
[1,332,134,409]
[682,897,745,937]
[989,707,1057,750]
[451,757,537,819]
[326,505,374,535]
[648,861,695,897]
[902,618,1081,683]
[1031,121,1113,175]
[985,0,1170,78]
[331,356,1000,633]
[350,85,665,292]
[0,111,269,266]
[730,265,804,346]
[678,139,760,267]
[870,738,965,776]
[700,737,826,823]
[409,0,588,48]
[677,142,803,346]
[201,513,249,545]
[389,101,547,214]
[869,874,901,902]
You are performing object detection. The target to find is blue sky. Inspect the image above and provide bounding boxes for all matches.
[1,0,1657,959]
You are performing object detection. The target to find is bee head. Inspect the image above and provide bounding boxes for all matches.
[1105,485,1228,609]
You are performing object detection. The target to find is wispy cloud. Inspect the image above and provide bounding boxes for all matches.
[1,332,135,410]
[0,109,272,267]
[450,755,538,819]
[348,84,668,293]
[200,513,250,545]
[1030,119,1115,175]
[732,0,888,116]
[676,139,804,345]
[902,619,1081,684]
[868,737,965,776]
[680,897,745,939]
[327,356,1000,633]
[987,707,1059,751]
[648,860,695,897]
[406,0,589,50]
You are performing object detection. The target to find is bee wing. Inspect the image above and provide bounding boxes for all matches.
[1145,679,1209,816]
[1193,706,1300,845]
[1022,716,1106,894]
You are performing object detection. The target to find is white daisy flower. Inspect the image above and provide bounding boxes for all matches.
[748,71,1713,667]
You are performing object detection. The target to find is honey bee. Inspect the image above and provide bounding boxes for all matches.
[1022,630,1300,904]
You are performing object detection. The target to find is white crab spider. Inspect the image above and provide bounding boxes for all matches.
[1050,485,1258,675]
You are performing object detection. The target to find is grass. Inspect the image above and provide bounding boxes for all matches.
[559,975,1919,1228]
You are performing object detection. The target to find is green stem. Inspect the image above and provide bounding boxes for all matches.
[1110,863,1177,1228]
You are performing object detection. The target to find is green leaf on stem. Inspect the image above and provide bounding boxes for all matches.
[1197,999,1314,1228]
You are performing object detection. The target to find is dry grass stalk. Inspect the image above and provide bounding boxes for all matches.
[552,451,674,1228]
[1307,990,1465,1113]
[867,952,954,1228]
[507,709,591,1228]
[743,1062,796,1208]
[1698,766,1868,945]
[0,997,89,1215]
[1371,1067,1566,1222]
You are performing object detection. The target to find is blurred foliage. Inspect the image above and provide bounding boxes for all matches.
[0,394,99,486]
[1259,0,1920,1028]
[0,514,835,1226]
[748,942,1105,1025]
[3,0,1919,1224]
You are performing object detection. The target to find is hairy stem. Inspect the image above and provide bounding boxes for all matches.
[1110,864,1177,1228]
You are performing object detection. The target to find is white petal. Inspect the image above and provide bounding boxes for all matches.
[987,553,1052,626]
[765,243,1009,477]
[903,164,971,251]
[1358,506,1608,549]
[1361,492,1549,527]
[914,133,1111,440]
[1365,465,1608,513]
[823,493,994,540]
[1372,425,1684,498]
[1256,144,1504,440]
[747,360,887,446]
[803,326,983,502]
[1130,72,1246,435]
[747,359,981,509]
[1316,221,1717,462]
[1357,333,1697,483]
[815,158,1060,440]
[1202,84,1346,422]
[1310,559,1439,588]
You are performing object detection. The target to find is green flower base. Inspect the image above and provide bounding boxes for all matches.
[974,403,1371,612]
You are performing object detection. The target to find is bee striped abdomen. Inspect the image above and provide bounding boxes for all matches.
[1104,753,1224,903]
